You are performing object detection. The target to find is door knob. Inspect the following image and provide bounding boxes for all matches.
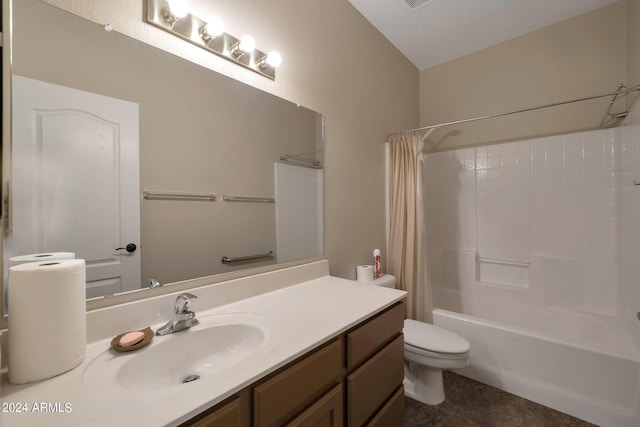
[116,243,137,253]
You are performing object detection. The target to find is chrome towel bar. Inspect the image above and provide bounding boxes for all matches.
[143,191,216,201]
[221,251,274,264]
[222,195,275,203]
[279,154,322,169]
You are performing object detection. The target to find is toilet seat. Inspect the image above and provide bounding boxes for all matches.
[403,319,470,354]
[404,342,469,360]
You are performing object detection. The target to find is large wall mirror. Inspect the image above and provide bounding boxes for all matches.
[2,0,324,314]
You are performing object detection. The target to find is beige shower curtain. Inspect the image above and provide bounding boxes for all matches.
[387,132,432,322]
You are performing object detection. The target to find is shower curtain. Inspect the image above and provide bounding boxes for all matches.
[387,132,433,322]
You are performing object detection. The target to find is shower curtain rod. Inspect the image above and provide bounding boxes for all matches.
[387,85,640,139]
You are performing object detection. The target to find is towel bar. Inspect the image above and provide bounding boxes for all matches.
[221,251,274,264]
[143,191,216,201]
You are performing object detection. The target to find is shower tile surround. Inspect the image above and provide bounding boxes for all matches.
[424,111,640,426]
[425,115,640,321]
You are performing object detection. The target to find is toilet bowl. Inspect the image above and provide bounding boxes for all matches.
[403,319,470,405]
[366,273,470,405]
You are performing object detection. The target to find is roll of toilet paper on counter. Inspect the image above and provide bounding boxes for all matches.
[9,252,75,268]
[8,259,86,384]
[356,265,375,282]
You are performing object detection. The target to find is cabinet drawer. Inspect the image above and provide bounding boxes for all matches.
[254,339,344,427]
[347,335,404,427]
[366,386,404,427]
[286,384,344,427]
[346,302,404,369]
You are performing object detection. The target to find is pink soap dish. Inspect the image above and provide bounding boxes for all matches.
[110,327,154,352]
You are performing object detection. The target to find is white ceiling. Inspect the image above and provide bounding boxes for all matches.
[348,0,620,70]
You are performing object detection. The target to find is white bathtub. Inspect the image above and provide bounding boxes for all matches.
[434,307,640,427]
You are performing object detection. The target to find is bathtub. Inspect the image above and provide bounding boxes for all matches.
[433,306,640,427]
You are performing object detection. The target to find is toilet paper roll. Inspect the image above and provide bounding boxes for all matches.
[356,265,375,282]
[8,252,76,268]
[8,259,86,384]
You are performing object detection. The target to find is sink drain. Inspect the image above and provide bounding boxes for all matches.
[183,374,200,383]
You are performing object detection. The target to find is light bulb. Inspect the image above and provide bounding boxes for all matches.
[206,16,225,37]
[266,51,282,68]
[167,0,190,19]
[238,35,256,53]
[201,16,224,42]
[258,51,282,69]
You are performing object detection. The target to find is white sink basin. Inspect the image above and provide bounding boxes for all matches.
[82,313,278,392]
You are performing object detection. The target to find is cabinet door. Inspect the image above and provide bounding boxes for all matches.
[286,384,344,427]
[366,386,404,427]
[254,339,344,427]
[185,396,243,427]
[347,335,404,427]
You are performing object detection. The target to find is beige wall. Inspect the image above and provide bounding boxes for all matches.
[419,1,630,150]
[34,0,420,279]
[627,0,640,109]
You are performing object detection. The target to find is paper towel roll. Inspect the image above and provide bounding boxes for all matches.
[9,252,75,268]
[356,265,374,282]
[5,253,77,313]
[8,259,86,384]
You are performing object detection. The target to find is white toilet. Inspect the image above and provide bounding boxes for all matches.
[370,274,470,405]
[403,318,470,405]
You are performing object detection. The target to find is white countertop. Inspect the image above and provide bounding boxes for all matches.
[0,262,406,426]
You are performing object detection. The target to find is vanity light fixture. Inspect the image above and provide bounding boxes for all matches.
[146,0,281,80]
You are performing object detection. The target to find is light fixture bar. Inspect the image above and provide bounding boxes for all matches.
[145,0,277,80]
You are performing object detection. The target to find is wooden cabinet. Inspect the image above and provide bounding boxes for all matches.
[187,398,242,427]
[346,336,404,427]
[183,301,405,427]
[254,339,344,427]
[346,303,404,426]
[346,302,405,369]
[365,387,404,427]
[181,389,250,427]
[286,384,344,427]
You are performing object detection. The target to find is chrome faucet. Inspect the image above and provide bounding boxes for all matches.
[155,293,199,336]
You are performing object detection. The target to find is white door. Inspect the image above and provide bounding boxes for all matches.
[6,75,141,298]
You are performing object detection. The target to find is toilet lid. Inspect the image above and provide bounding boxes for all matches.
[403,319,470,354]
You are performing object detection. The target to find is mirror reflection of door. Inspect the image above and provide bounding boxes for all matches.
[5,75,141,299]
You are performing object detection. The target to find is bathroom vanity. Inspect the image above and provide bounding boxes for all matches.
[187,300,405,427]
[0,260,406,426]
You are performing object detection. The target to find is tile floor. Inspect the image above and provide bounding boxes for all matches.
[404,371,597,426]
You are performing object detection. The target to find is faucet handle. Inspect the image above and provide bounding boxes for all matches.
[174,293,198,314]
